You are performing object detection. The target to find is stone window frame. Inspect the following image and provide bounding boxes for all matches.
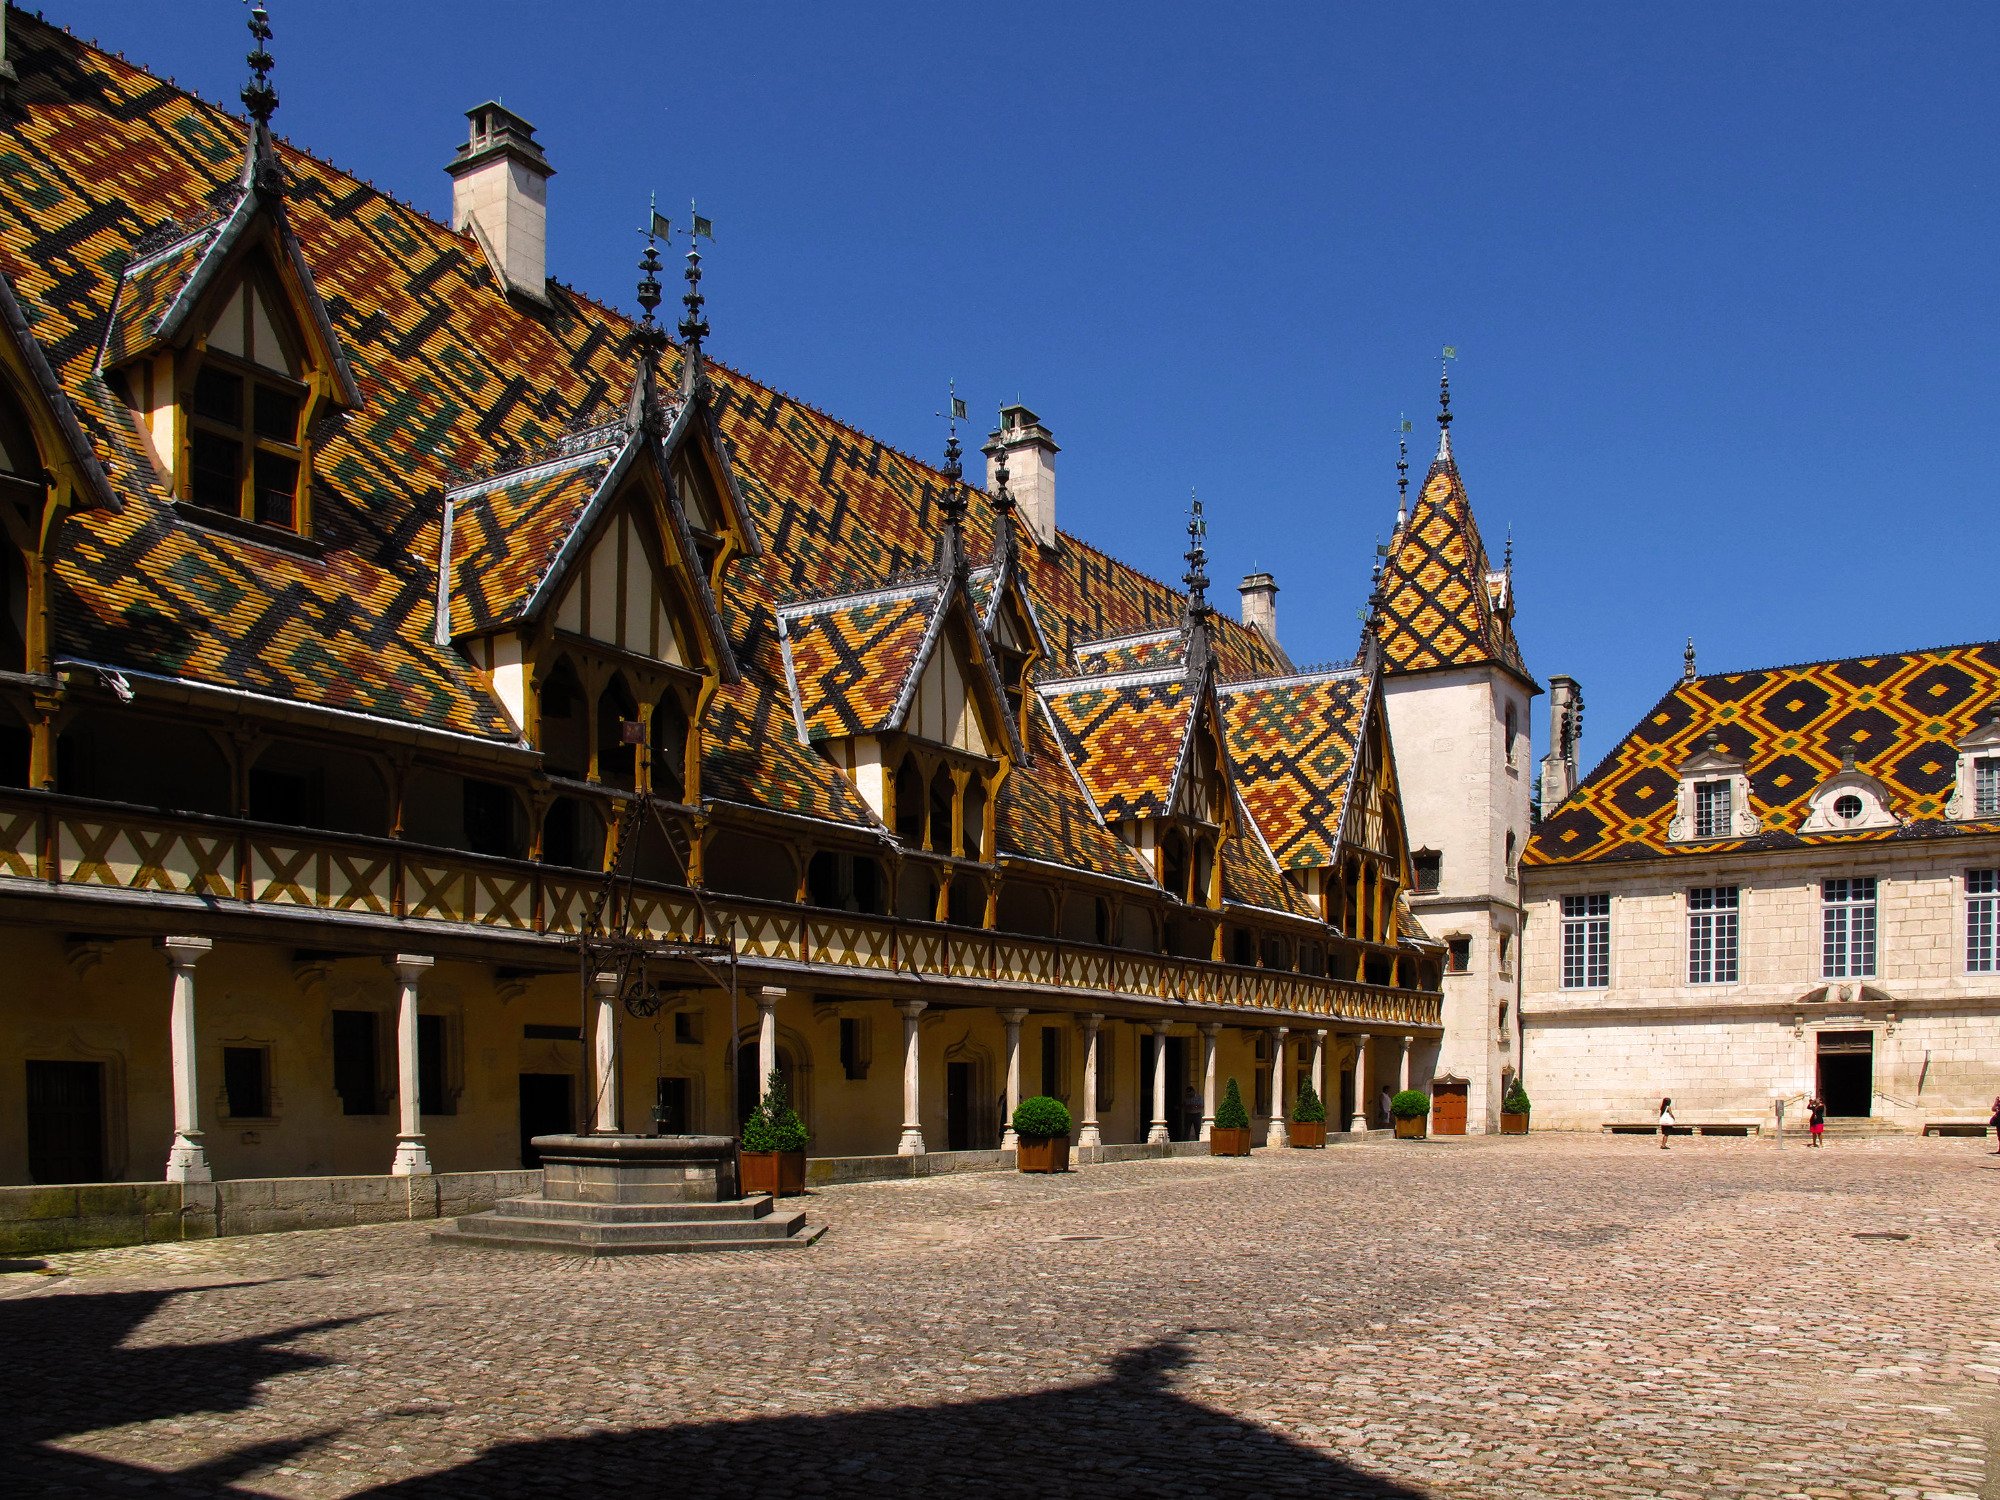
[1945,712,2000,821]
[1445,933,1472,974]
[218,1037,279,1122]
[1559,893,1611,990]
[1667,738,1761,843]
[1967,868,1998,975]
[1686,885,1741,985]
[1821,876,1879,980]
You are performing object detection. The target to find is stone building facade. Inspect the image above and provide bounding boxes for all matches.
[1521,645,2000,1131]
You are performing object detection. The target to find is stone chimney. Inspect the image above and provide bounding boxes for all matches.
[1238,572,1279,645]
[984,404,1058,549]
[1539,674,1583,812]
[447,102,553,305]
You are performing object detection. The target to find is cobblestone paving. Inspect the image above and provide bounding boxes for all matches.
[4,1134,1998,1498]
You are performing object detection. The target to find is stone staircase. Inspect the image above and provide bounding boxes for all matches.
[436,1191,822,1256]
[1820,1116,1904,1138]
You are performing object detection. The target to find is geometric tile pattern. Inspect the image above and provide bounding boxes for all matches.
[778,587,938,741]
[1041,675,1195,824]
[1526,641,2000,867]
[1219,670,1368,871]
[1375,447,1529,681]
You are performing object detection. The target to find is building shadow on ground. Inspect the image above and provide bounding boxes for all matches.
[364,1335,1425,1499]
[0,1280,365,1494]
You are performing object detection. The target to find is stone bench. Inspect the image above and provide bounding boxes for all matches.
[1601,1121,1762,1137]
[1921,1120,1994,1138]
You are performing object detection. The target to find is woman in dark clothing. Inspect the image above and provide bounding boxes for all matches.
[1808,1095,1826,1148]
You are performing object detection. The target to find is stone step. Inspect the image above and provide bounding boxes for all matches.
[438,1207,811,1247]
[438,1222,825,1256]
[488,1195,776,1225]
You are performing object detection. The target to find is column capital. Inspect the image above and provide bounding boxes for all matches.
[162,935,212,968]
[1081,1011,1104,1031]
[757,985,783,1011]
[1199,1020,1223,1038]
[1150,1017,1171,1036]
[999,1006,1030,1025]
[1271,1024,1290,1041]
[1313,1027,1328,1041]
[589,969,620,999]
[896,999,927,1020]
[393,953,437,983]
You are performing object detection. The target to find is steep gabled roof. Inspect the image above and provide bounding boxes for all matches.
[1375,432,1530,684]
[1219,666,1370,870]
[1041,660,1197,823]
[996,701,1159,885]
[777,581,940,741]
[1527,640,2000,868]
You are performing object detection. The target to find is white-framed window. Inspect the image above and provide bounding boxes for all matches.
[1969,869,1998,974]
[1976,758,2000,819]
[1687,885,1740,984]
[1560,893,1610,989]
[1822,876,1877,979]
[1693,780,1732,839]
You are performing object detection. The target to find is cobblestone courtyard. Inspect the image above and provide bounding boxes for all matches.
[4,1134,1997,1498]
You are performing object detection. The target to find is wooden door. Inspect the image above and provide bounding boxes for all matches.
[27,1060,106,1183]
[1432,1080,1468,1136]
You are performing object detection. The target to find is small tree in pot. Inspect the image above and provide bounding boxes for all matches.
[1013,1095,1073,1173]
[1501,1080,1532,1135]
[1390,1089,1432,1140]
[740,1069,810,1196]
[1209,1077,1252,1156]
[1288,1076,1328,1148]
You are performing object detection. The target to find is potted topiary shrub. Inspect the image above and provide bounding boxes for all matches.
[1500,1080,1531,1135]
[1013,1095,1073,1172]
[1288,1076,1327,1148]
[1391,1089,1431,1139]
[1209,1077,1252,1156]
[739,1069,809,1196]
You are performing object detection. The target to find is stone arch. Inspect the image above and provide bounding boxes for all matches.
[943,1028,998,1150]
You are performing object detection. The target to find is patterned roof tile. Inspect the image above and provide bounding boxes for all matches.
[1376,447,1530,683]
[1220,670,1368,870]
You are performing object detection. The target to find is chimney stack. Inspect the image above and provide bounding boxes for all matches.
[447,102,553,305]
[1238,572,1279,645]
[1539,674,1583,812]
[984,404,1058,549]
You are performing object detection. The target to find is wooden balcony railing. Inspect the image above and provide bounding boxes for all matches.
[0,790,1443,1030]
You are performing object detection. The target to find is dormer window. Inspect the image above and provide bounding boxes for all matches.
[188,360,306,528]
[1799,743,1900,834]
[1668,737,1758,843]
[1977,759,2000,819]
[1833,793,1863,821]
[1693,780,1732,839]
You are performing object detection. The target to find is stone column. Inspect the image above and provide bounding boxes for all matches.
[162,936,213,1184]
[1199,1022,1222,1141]
[896,999,927,1156]
[1349,1033,1370,1133]
[1000,1007,1028,1148]
[391,954,435,1176]
[1266,1026,1291,1147]
[1311,1029,1328,1109]
[1147,1020,1171,1144]
[1399,1034,1414,1092]
[1078,1013,1104,1149]
[756,986,782,1098]
[590,970,621,1134]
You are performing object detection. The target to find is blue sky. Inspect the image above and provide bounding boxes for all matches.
[77,3,2000,773]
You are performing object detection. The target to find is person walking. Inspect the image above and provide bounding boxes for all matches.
[1658,1096,1675,1150]
[1377,1085,1393,1130]
[1808,1095,1826,1148]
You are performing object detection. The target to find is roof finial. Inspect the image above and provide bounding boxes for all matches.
[678,202,713,398]
[1395,415,1411,530]
[939,380,965,485]
[1683,637,1697,682]
[1437,345,1457,462]
[1183,491,1210,618]
[631,199,669,427]
[1504,524,1514,576]
[239,3,282,192]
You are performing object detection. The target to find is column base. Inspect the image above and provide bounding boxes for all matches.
[1077,1122,1102,1149]
[1146,1123,1170,1145]
[896,1127,926,1157]
[1001,1127,1019,1150]
[1348,1115,1369,1133]
[392,1137,433,1176]
[1199,1116,1215,1142]
[164,1136,211,1184]
[1265,1118,1288,1148]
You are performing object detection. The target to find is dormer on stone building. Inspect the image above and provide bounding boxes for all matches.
[1668,735,1763,842]
[1945,708,2000,822]
[1797,742,1902,834]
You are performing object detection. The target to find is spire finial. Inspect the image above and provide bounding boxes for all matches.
[1437,345,1457,461]
[1504,524,1514,575]
[1395,414,1411,530]
[935,382,968,568]
[678,202,712,397]
[631,199,669,427]
[939,380,965,485]
[1182,491,1210,617]
[1683,637,1697,682]
[239,3,282,192]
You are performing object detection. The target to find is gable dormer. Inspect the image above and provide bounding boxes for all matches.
[971,550,1050,742]
[1330,673,1414,947]
[1945,708,2000,822]
[662,389,761,589]
[1798,743,1901,834]
[100,181,359,538]
[1667,735,1761,842]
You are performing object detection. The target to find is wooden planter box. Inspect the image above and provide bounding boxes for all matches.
[1393,1116,1428,1139]
[1287,1121,1327,1149]
[1208,1126,1252,1157]
[740,1149,807,1197]
[1500,1112,1530,1135]
[1017,1135,1071,1173]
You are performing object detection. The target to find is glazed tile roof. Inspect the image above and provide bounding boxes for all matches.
[1526,641,2000,868]
[777,583,940,741]
[1219,668,1369,870]
[2,14,1394,922]
[1070,626,1188,678]
[1375,436,1530,684]
[1220,802,1317,919]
